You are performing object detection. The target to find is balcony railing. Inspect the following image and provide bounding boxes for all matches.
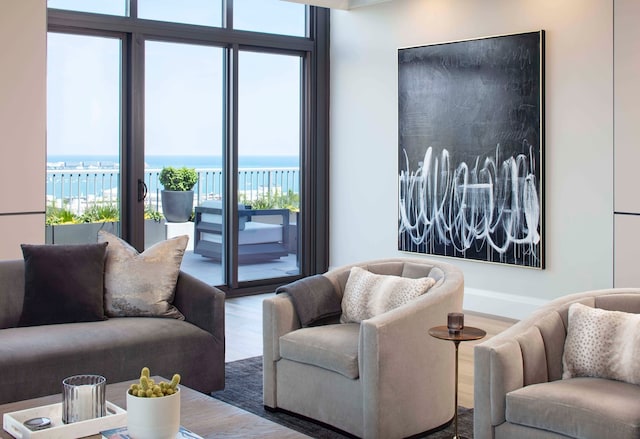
[46,167,300,216]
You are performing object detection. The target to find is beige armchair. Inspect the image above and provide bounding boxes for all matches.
[474,288,640,439]
[263,258,464,439]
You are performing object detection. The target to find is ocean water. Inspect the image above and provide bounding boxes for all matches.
[46,155,300,204]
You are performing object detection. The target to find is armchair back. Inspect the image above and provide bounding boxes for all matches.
[323,257,460,300]
[474,288,640,439]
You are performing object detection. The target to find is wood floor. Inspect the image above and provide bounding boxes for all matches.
[224,293,515,409]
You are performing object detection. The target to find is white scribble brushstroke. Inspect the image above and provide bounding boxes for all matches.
[399,144,540,266]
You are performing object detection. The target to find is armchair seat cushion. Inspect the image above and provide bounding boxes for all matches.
[506,377,640,439]
[279,323,360,379]
[202,221,282,245]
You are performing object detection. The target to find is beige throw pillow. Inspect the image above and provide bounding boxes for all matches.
[98,231,188,319]
[341,266,435,323]
[562,303,640,385]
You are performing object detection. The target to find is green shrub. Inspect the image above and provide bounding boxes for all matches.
[79,204,119,223]
[159,167,198,191]
[46,206,78,225]
[47,203,169,224]
[144,206,163,222]
[240,189,299,212]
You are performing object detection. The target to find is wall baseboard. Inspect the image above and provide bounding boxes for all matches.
[464,287,548,321]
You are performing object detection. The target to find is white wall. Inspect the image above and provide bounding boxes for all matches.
[0,0,46,259]
[330,0,615,319]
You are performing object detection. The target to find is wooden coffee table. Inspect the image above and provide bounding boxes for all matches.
[0,377,309,438]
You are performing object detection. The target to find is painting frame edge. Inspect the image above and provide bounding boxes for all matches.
[397,29,546,270]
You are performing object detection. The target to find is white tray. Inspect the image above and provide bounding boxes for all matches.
[3,401,126,439]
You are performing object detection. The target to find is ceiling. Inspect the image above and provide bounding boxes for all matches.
[280,0,395,10]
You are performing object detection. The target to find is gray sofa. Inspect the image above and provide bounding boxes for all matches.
[264,258,464,439]
[0,259,225,405]
[474,288,640,439]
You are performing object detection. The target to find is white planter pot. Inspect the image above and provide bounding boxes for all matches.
[126,388,180,439]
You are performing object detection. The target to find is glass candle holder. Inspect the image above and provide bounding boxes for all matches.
[62,374,106,424]
[447,312,464,334]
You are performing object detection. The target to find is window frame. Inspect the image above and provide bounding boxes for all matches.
[47,2,330,295]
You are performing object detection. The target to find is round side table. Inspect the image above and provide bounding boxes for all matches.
[429,325,486,439]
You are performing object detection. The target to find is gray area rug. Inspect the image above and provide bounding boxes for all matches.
[211,356,474,438]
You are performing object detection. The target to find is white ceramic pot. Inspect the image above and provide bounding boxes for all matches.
[126,388,180,439]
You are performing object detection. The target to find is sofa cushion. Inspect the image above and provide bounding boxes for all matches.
[341,267,435,323]
[98,231,187,319]
[0,317,216,404]
[279,323,360,379]
[506,377,640,439]
[19,243,108,327]
[563,303,640,385]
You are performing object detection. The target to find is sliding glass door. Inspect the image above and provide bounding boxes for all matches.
[46,1,329,294]
[46,32,123,244]
[237,51,302,281]
[144,41,224,285]
[144,41,225,285]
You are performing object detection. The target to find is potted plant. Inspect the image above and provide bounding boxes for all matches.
[45,204,119,244]
[126,367,181,439]
[159,166,198,223]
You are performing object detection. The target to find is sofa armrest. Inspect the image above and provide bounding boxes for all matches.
[173,271,225,346]
[473,311,564,439]
[359,283,464,438]
[262,293,301,407]
[473,337,524,439]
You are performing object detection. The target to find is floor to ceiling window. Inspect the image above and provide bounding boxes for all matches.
[237,51,302,281]
[46,1,329,295]
[46,32,123,244]
[144,41,225,284]
[233,0,306,36]
[138,0,223,27]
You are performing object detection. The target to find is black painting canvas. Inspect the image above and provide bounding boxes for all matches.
[398,31,544,268]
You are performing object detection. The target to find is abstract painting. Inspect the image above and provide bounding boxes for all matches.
[398,31,544,268]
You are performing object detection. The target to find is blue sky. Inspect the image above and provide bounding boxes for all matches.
[46,0,305,157]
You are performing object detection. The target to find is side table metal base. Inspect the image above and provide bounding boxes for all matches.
[429,325,486,439]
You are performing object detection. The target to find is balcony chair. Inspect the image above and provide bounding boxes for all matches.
[263,258,464,439]
[193,200,290,264]
[474,288,640,439]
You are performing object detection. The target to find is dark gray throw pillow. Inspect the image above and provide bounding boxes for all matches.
[19,243,108,327]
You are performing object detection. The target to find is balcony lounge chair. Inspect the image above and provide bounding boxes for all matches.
[263,258,464,438]
[193,200,290,264]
